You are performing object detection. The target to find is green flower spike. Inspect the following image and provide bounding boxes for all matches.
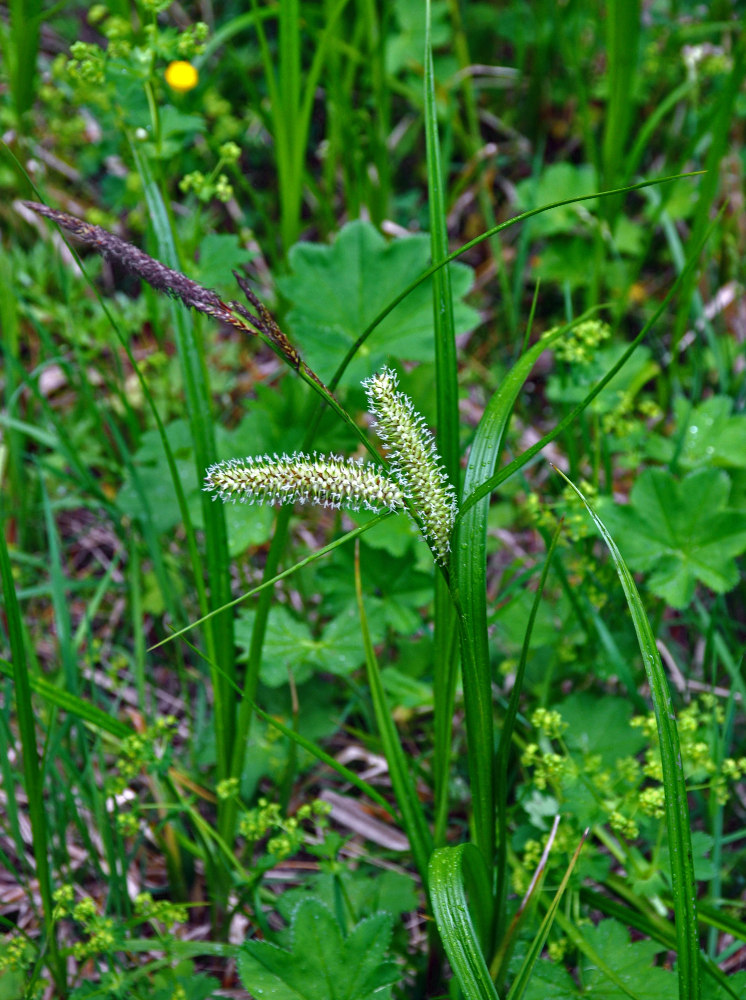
[204,452,406,513]
[363,366,458,567]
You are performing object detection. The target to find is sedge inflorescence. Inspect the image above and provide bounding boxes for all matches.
[363,366,458,566]
[205,452,406,513]
[204,366,458,566]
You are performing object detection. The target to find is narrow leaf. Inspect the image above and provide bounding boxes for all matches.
[555,470,700,1000]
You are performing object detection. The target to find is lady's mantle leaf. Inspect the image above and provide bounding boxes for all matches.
[235,605,386,687]
[598,467,746,608]
[522,919,677,1000]
[237,898,398,1000]
[646,395,746,470]
[277,220,479,385]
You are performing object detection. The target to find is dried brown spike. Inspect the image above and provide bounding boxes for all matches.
[22,200,236,326]
[22,200,331,392]
[232,270,301,371]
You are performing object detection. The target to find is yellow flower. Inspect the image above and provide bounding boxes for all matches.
[165,60,198,93]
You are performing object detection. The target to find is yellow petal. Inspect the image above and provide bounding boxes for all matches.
[165,61,198,93]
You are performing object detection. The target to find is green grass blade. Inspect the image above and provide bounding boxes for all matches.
[556,471,700,1000]
[276,0,301,252]
[40,482,77,695]
[424,0,461,854]
[670,42,745,360]
[247,0,351,255]
[197,8,275,65]
[429,843,500,1000]
[494,520,562,960]
[0,524,65,992]
[354,542,433,888]
[131,144,236,777]
[0,656,130,739]
[505,830,588,1000]
[601,0,641,197]
[149,513,393,651]
[5,0,42,122]
[17,187,204,631]
[424,0,459,487]
[580,888,741,1000]
[551,908,644,1000]
[0,252,27,544]
[250,704,394,817]
[454,320,572,872]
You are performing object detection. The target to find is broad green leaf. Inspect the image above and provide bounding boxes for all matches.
[660,831,717,884]
[319,544,434,634]
[117,419,273,552]
[514,164,598,237]
[492,588,579,653]
[278,220,479,385]
[236,605,386,686]
[275,870,418,928]
[521,920,677,1000]
[236,606,315,686]
[706,973,746,1000]
[646,396,746,470]
[117,420,197,536]
[237,898,398,1000]
[385,0,451,75]
[381,666,433,710]
[514,960,576,1000]
[315,604,387,675]
[598,467,746,608]
[195,232,255,291]
[580,920,677,1000]
[559,693,646,766]
[557,473,700,1000]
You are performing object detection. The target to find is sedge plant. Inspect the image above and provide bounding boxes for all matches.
[9,4,744,996]
[20,171,715,998]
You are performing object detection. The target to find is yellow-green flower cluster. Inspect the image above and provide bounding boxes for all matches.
[179,169,234,203]
[69,900,116,961]
[0,935,36,973]
[609,810,639,839]
[112,715,177,790]
[638,786,665,818]
[364,366,458,566]
[216,776,240,800]
[548,938,569,963]
[116,812,140,837]
[239,798,331,862]
[549,318,611,364]
[135,892,188,928]
[66,41,105,84]
[530,707,567,739]
[240,798,282,841]
[521,744,574,790]
[632,696,744,797]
